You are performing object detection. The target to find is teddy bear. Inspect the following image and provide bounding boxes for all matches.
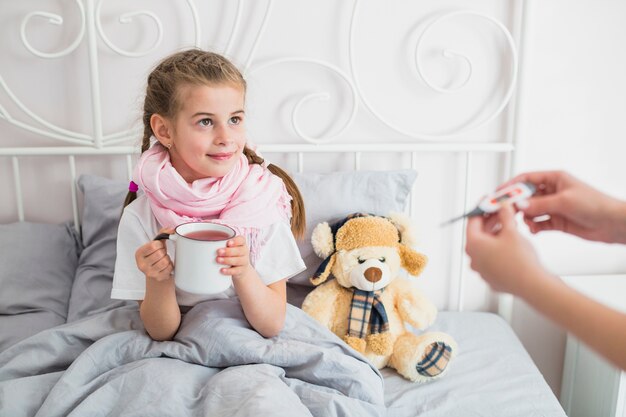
[301,212,457,382]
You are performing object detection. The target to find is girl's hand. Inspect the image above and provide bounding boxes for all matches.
[135,228,174,282]
[217,235,253,280]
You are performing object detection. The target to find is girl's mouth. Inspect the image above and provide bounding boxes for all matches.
[207,153,233,161]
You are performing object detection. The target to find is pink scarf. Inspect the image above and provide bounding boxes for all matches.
[132,142,292,261]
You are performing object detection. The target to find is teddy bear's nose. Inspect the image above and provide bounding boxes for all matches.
[364,267,382,283]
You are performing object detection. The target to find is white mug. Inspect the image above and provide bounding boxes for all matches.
[154,222,236,295]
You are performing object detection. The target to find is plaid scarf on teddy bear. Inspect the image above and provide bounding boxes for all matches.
[347,288,389,339]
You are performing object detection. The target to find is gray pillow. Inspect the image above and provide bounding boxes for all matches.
[0,311,67,352]
[66,175,133,322]
[68,170,417,310]
[288,169,417,305]
[0,221,81,349]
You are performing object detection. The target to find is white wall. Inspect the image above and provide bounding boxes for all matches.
[511,0,626,395]
[1,0,625,399]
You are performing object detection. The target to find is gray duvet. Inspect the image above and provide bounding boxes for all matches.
[0,300,386,417]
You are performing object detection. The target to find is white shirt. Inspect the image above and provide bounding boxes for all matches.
[111,195,306,306]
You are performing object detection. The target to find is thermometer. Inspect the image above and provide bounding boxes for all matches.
[440,182,536,227]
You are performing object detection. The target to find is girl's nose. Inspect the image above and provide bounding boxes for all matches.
[213,124,232,145]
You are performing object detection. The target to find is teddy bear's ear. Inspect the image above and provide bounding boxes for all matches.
[311,222,334,259]
[398,245,428,277]
[310,253,337,286]
[388,211,416,247]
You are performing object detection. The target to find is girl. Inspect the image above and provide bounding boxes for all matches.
[111,49,306,341]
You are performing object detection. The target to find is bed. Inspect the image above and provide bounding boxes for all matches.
[0,1,566,416]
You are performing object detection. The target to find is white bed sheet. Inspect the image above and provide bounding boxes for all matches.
[384,311,566,417]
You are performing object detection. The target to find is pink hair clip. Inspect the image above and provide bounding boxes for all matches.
[129,181,139,193]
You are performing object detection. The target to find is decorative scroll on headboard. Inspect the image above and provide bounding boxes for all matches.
[0,0,527,314]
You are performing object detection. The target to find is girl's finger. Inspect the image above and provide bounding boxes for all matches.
[216,255,247,266]
[221,266,245,276]
[142,241,166,257]
[226,235,247,247]
[149,251,168,267]
[147,248,167,262]
[218,245,247,257]
[152,256,171,271]
[158,263,173,274]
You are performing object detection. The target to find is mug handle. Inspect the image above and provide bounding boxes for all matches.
[154,232,172,241]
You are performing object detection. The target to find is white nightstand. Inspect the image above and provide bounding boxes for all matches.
[560,274,626,417]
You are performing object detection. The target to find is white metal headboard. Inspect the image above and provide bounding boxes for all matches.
[0,0,529,319]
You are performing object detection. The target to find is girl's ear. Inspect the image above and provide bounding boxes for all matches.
[150,114,173,145]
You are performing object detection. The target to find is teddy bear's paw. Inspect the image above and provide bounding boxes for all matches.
[415,342,453,378]
[366,333,394,356]
[344,335,367,353]
[401,300,436,329]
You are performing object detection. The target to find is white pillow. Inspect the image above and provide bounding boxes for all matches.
[290,169,417,288]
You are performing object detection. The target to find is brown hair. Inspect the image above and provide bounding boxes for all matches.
[123,49,305,239]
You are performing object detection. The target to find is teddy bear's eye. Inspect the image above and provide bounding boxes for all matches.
[357,258,366,264]
[379,257,386,263]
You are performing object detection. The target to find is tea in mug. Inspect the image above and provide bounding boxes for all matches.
[184,230,232,241]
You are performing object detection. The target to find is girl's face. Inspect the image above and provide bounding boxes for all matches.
[168,83,246,183]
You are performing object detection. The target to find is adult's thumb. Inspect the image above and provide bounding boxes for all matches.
[498,202,516,230]
[523,194,561,218]
[466,215,483,241]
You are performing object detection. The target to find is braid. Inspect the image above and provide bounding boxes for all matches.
[243,146,265,165]
[244,147,306,239]
[122,129,151,210]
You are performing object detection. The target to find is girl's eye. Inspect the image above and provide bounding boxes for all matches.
[379,257,386,263]
[358,258,366,264]
[229,116,241,125]
[199,118,213,127]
